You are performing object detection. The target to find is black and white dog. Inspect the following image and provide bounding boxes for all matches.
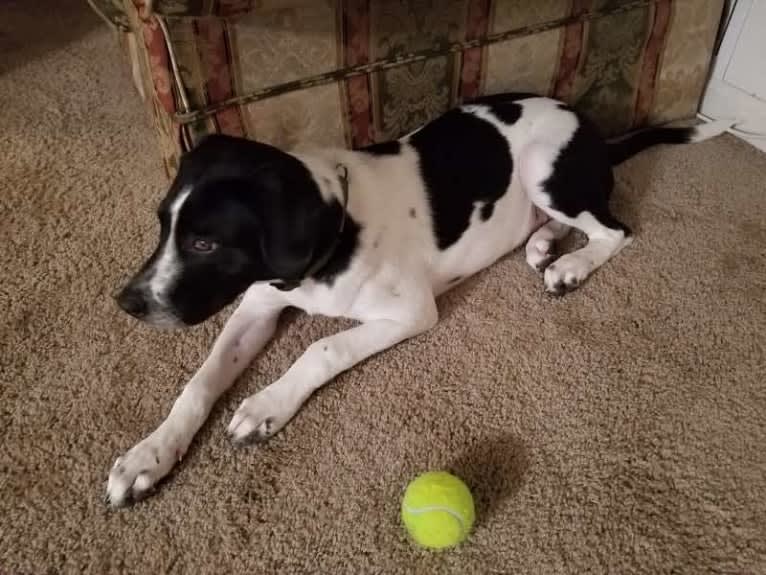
[107,93,729,506]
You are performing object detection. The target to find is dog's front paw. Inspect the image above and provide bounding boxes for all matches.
[544,253,591,295]
[106,430,184,507]
[227,387,295,444]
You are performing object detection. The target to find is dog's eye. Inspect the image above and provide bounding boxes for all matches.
[189,238,218,253]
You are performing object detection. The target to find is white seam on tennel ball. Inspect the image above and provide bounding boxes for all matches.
[403,504,466,534]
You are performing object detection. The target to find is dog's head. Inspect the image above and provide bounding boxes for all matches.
[115,135,342,327]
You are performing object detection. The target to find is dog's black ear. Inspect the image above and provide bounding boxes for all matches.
[252,160,333,282]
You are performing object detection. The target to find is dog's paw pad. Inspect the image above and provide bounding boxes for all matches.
[545,279,566,297]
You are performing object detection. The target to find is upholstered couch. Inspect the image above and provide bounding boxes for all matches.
[89,0,725,176]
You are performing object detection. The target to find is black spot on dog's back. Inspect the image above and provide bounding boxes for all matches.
[467,92,536,127]
[489,102,522,125]
[410,109,512,250]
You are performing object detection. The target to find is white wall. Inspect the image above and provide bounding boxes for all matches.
[701,0,766,152]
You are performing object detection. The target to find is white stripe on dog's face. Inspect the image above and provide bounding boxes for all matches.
[149,186,191,304]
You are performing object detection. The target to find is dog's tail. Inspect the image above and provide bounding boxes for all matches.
[608,119,734,166]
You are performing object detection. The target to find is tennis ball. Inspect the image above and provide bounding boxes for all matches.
[401,471,475,549]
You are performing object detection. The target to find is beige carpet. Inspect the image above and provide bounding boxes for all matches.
[2,2,766,573]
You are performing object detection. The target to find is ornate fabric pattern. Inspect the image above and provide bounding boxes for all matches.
[163,19,219,147]
[370,1,465,57]
[140,18,175,116]
[553,0,592,102]
[484,28,562,96]
[120,2,183,174]
[233,3,340,93]
[198,19,246,136]
[165,20,208,111]
[633,0,672,125]
[244,83,347,150]
[573,2,651,134]
[460,0,492,100]
[87,0,131,29]
[343,0,375,147]
[94,1,336,22]
[369,0,467,142]
[101,0,724,174]
[375,56,455,141]
[649,0,723,125]
[490,0,569,32]
[153,0,298,17]
[484,0,568,97]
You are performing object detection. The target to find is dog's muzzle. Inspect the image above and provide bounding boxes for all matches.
[115,284,149,319]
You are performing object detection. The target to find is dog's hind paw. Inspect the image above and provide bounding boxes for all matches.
[543,253,590,295]
[526,239,556,273]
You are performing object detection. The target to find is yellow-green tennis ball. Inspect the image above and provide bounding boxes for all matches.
[401,471,475,549]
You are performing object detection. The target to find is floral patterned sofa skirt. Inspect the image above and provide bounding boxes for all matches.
[89,0,724,176]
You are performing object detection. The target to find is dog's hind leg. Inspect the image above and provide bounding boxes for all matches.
[538,210,631,295]
[519,125,632,295]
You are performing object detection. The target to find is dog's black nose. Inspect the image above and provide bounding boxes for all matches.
[115,286,148,319]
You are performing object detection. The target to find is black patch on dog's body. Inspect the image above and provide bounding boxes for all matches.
[542,113,631,235]
[360,140,402,156]
[410,108,513,250]
[488,102,522,126]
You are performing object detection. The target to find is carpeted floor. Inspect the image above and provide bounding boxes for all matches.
[2,2,765,574]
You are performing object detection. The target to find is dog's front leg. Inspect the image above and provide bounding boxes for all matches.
[227,295,438,443]
[106,285,285,507]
